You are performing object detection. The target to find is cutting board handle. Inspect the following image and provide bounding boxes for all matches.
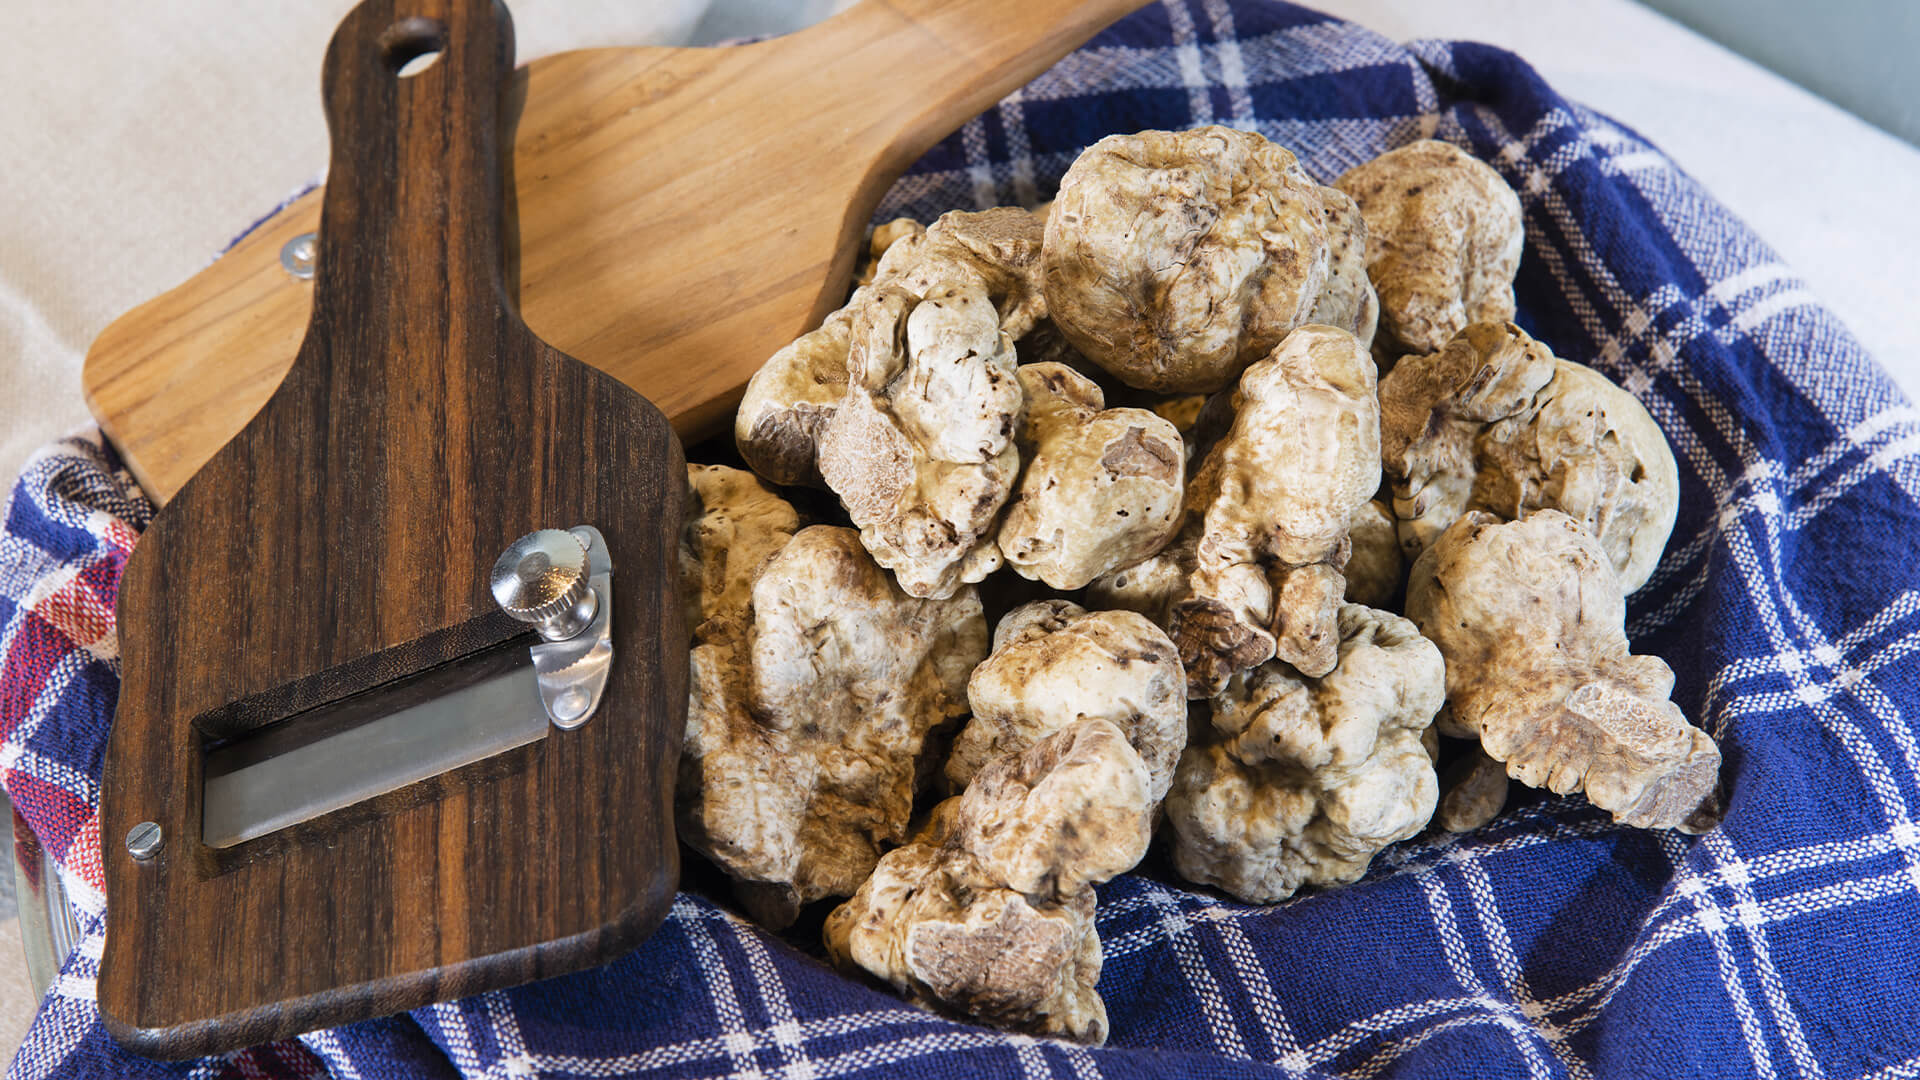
[310,0,516,375]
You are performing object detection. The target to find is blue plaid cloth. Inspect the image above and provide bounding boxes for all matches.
[7,2,1920,1076]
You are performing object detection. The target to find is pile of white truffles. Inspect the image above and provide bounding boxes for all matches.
[681,128,1721,1043]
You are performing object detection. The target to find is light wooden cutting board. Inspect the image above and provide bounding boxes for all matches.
[82,0,1148,504]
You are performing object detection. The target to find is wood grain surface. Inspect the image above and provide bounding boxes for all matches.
[82,0,1151,504]
[98,0,688,1057]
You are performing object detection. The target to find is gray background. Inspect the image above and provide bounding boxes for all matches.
[1639,0,1919,145]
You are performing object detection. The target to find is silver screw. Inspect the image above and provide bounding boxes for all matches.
[280,232,318,280]
[491,530,596,641]
[126,821,163,861]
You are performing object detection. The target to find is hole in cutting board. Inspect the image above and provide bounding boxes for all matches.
[379,17,445,78]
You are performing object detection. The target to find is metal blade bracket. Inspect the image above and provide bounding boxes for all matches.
[199,524,617,849]
[525,525,614,730]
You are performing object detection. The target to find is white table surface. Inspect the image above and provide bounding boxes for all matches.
[0,0,1915,489]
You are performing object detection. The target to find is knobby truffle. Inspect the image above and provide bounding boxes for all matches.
[1335,140,1524,358]
[1344,497,1404,609]
[737,206,1046,497]
[1405,511,1720,831]
[997,363,1186,590]
[953,599,1188,803]
[1164,604,1445,903]
[1169,324,1381,694]
[678,464,802,639]
[680,524,987,926]
[1380,321,1679,592]
[1306,185,1380,351]
[815,280,1023,599]
[825,719,1155,1043]
[1042,126,1331,393]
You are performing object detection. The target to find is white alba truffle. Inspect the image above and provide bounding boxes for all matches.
[1085,521,1199,629]
[1164,604,1444,904]
[997,363,1186,590]
[680,525,987,927]
[1306,185,1380,351]
[1169,324,1381,694]
[817,282,1023,599]
[734,304,856,488]
[954,599,1188,802]
[679,464,802,639]
[825,719,1153,1043]
[738,205,1045,504]
[1405,510,1720,832]
[1380,320,1680,592]
[1437,744,1510,833]
[1042,126,1331,393]
[1344,498,1404,609]
[855,217,927,286]
[1334,140,1524,358]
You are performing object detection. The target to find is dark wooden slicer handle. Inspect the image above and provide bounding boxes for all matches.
[309,0,516,379]
[99,0,690,1056]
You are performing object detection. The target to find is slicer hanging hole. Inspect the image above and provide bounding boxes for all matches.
[396,51,441,78]
[378,17,445,78]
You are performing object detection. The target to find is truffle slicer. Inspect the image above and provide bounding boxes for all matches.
[98,0,686,1058]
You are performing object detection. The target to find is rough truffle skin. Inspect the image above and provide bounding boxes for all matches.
[680,525,987,927]
[1344,498,1404,609]
[1164,604,1444,904]
[1085,522,1198,628]
[1169,324,1381,694]
[1042,126,1331,393]
[735,304,856,488]
[1405,511,1721,832]
[1335,140,1524,358]
[997,363,1186,590]
[824,719,1154,1044]
[1306,185,1380,351]
[1437,744,1510,833]
[816,279,1023,599]
[1380,320,1680,592]
[854,217,927,286]
[737,206,1045,495]
[888,206,1049,340]
[678,465,803,640]
[953,600,1188,802]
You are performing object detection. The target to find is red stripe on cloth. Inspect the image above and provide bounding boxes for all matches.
[0,612,72,743]
[101,518,138,557]
[32,577,112,651]
[77,548,128,616]
[64,811,102,894]
[214,1039,331,1080]
[6,772,93,866]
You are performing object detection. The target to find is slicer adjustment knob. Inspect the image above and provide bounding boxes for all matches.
[491,529,598,641]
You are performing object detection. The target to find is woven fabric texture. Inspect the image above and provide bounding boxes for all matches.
[5,2,1918,1077]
